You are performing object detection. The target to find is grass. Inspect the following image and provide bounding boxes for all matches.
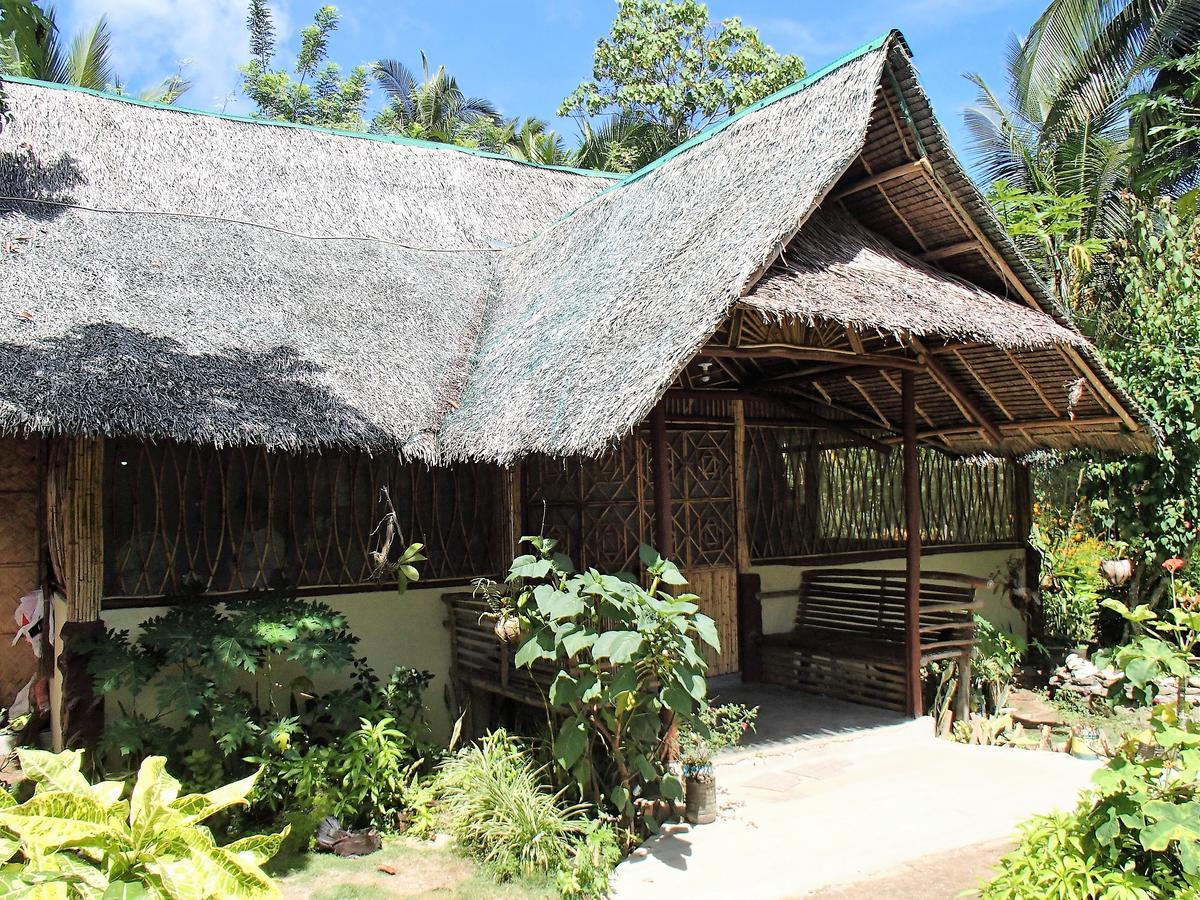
[274,837,559,899]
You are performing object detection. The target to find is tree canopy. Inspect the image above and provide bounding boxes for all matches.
[559,0,805,167]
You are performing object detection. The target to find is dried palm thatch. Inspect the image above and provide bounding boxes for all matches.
[744,205,1085,348]
[0,32,1153,463]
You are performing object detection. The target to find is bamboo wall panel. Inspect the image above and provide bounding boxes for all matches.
[48,437,104,621]
[103,439,503,600]
[745,427,1018,561]
[685,566,739,675]
[0,436,42,702]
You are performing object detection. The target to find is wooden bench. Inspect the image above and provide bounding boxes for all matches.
[749,569,984,713]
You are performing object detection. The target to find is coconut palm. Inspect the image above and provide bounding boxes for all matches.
[0,5,112,89]
[372,54,499,144]
[966,0,1200,206]
[570,110,674,174]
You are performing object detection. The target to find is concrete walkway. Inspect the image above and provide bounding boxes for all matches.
[613,707,1095,899]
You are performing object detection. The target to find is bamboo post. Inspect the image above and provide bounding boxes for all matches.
[47,437,106,750]
[649,402,678,761]
[902,373,924,717]
[650,404,674,558]
[732,399,750,573]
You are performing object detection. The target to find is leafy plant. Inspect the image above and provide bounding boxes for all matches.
[505,538,719,829]
[83,585,435,831]
[981,709,1200,898]
[1032,523,1115,646]
[677,702,758,776]
[1083,200,1200,594]
[974,616,1026,713]
[0,748,284,898]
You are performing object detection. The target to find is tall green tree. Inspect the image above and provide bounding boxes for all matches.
[240,2,369,130]
[560,0,806,171]
[1083,200,1200,602]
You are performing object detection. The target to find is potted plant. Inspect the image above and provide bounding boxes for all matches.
[472,577,526,644]
[678,702,758,825]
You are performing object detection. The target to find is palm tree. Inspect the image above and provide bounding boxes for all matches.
[570,111,674,174]
[967,0,1200,205]
[965,0,1200,304]
[0,2,191,103]
[372,54,499,144]
[0,5,112,89]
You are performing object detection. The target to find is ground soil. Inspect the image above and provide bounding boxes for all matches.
[275,838,556,900]
[801,839,1012,899]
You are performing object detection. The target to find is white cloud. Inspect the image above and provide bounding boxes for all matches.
[58,0,270,112]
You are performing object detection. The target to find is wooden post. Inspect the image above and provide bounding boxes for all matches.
[902,373,924,717]
[954,650,972,724]
[650,404,674,558]
[731,399,751,573]
[47,437,106,750]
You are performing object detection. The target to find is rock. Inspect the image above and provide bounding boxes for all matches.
[1006,688,1065,728]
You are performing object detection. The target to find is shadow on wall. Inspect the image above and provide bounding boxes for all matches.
[0,322,401,452]
[0,147,86,221]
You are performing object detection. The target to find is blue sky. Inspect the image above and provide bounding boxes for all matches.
[53,0,1043,170]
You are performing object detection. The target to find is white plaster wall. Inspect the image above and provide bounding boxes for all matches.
[752,548,1026,641]
[101,584,460,744]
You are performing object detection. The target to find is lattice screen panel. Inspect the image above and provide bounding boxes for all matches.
[746,427,1019,561]
[104,439,503,600]
[524,427,736,571]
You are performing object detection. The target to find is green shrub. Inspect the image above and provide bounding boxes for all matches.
[81,587,436,831]
[0,748,284,899]
[678,702,758,773]
[1032,525,1114,646]
[439,730,585,882]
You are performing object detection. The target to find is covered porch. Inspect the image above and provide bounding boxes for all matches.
[445,62,1152,726]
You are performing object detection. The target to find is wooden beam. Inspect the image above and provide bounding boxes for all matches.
[650,403,674,558]
[881,414,1126,444]
[702,345,924,373]
[913,157,1141,433]
[732,399,751,572]
[909,336,1004,446]
[920,240,981,263]
[668,388,893,453]
[902,372,923,718]
[830,159,925,202]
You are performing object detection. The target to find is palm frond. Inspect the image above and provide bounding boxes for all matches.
[63,15,112,89]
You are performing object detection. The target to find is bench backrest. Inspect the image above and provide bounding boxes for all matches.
[793,568,981,647]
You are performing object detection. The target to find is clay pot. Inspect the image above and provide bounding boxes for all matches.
[493,615,523,644]
[1099,559,1133,586]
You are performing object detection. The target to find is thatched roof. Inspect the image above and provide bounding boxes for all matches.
[0,32,1153,461]
[744,205,1085,349]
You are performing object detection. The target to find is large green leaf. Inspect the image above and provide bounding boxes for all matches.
[554,717,588,771]
[660,683,694,716]
[592,630,643,663]
[0,792,129,855]
[102,883,151,899]
[1140,799,1200,873]
[692,614,721,652]
[17,750,90,796]
[561,628,597,659]
[223,828,287,867]
[533,584,585,621]
[513,628,556,668]
[548,671,578,708]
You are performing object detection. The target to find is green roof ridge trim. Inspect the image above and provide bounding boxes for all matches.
[0,73,619,180]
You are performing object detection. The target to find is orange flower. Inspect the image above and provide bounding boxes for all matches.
[1163,557,1186,574]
